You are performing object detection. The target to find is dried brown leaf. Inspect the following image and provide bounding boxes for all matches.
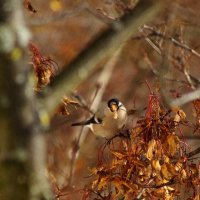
[152,159,161,172]
[161,164,173,180]
[165,134,179,157]
[98,177,109,190]
[146,139,157,160]
[173,108,186,123]
[110,150,125,160]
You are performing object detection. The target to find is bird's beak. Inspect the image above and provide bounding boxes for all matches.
[110,104,118,119]
[110,104,118,112]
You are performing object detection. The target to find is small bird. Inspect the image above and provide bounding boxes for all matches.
[72,98,127,138]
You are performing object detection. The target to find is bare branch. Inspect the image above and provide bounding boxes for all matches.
[67,47,122,186]
[39,0,166,116]
[170,88,200,107]
[142,25,200,59]
[188,146,200,158]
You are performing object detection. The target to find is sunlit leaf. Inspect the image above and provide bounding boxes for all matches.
[180,169,187,180]
[165,134,179,156]
[161,164,173,180]
[110,150,125,160]
[50,0,62,12]
[152,160,161,172]
[146,139,157,160]
[92,179,98,189]
[174,162,182,172]
[98,177,108,190]
[174,108,186,123]
[131,126,144,139]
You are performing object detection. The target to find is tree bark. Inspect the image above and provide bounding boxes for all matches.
[0,1,52,199]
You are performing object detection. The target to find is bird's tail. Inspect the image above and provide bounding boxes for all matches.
[71,121,89,126]
[72,116,102,126]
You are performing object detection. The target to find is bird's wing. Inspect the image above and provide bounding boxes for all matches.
[72,115,102,126]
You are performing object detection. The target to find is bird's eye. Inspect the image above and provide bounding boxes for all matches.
[107,98,120,109]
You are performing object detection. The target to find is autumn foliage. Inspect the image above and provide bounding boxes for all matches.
[82,93,200,200]
[23,1,200,200]
[29,42,58,90]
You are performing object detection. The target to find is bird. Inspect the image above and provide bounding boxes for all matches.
[72,98,127,138]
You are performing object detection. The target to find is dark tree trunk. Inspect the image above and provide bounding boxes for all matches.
[0,1,51,199]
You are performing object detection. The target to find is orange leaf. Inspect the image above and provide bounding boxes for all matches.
[146,139,157,160]
[98,177,109,190]
[152,160,161,172]
[161,164,173,180]
[110,150,125,160]
[166,134,179,156]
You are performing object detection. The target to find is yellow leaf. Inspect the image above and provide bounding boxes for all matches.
[92,179,98,189]
[174,162,182,172]
[50,0,62,12]
[161,163,178,180]
[89,167,98,175]
[39,109,50,128]
[146,139,157,160]
[11,48,22,61]
[174,109,186,123]
[154,176,169,186]
[168,163,178,176]
[192,194,200,200]
[164,156,169,163]
[166,134,179,156]
[152,160,161,171]
[110,150,125,160]
[181,169,187,180]
[98,177,108,190]
[161,164,173,180]
[131,126,143,140]
[126,167,133,179]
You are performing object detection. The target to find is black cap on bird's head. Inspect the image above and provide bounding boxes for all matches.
[107,98,121,112]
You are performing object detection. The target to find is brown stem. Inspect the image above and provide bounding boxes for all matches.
[39,0,166,116]
[187,146,200,158]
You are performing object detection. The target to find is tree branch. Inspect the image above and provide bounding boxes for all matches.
[170,88,200,107]
[67,48,122,186]
[187,146,200,158]
[39,0,166,115]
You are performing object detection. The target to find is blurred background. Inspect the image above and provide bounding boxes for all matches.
[24,0,200,199]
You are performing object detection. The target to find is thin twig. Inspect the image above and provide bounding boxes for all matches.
[67,47,122,186]
[135,178,153,199]
[79,47,123,145]
[39,0,166,116]
[135,25,200,87]
[142,25,200,59]
[187,146,200,158]
[170,88,200,107]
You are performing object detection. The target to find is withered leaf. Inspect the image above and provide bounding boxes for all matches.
[110,150,125,160]
[146,139,157,160]
[166,134,179,156]
[181,169,187,180]
[161,163,178,180]
[161,164,173,180]
[97,177,109,190]
[174,109,186,123]
[152,160,161,172]
[189,164,198,175]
